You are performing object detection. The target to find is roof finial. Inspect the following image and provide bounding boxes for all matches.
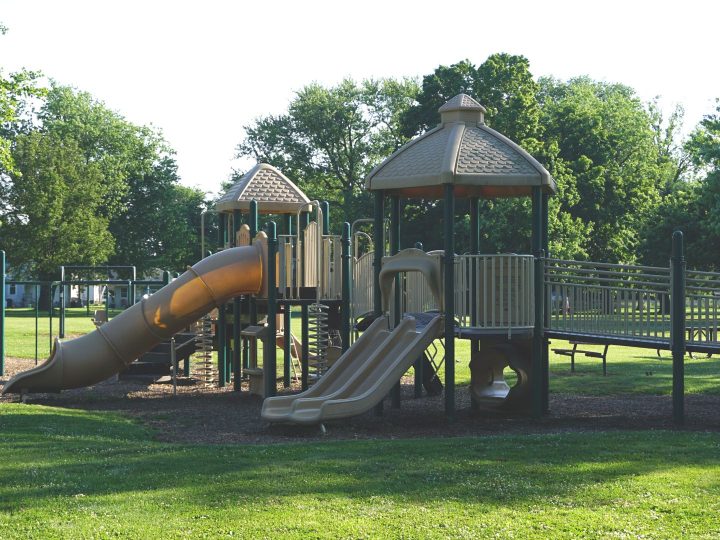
[438,93,486,124]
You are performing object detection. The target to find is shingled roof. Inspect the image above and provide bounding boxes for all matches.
[365,94,556,198]
[216,163,311,214]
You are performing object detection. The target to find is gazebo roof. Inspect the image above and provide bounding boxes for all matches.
[365,94,556,198]
[215,163,311,214]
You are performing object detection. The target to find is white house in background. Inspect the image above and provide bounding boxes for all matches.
[5,280,29,308]
[5,268,165,308]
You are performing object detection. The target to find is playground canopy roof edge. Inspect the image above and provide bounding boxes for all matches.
[215,163,312,214]
[365,93,556,198]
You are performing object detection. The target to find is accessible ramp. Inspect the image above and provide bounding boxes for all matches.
[2,240,269,395]
[261,313,443,425]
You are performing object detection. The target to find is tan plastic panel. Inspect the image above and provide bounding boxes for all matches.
[379,248,443,312]
[3,244,265,395]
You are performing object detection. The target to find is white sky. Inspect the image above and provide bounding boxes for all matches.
[1,0,718,197]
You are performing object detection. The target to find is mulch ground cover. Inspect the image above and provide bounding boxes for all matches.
[2,357,719,445]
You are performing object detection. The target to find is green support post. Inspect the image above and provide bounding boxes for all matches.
[104,282,110,322]
[443,184,455,418]
[671,231,686,425]
[301,303,309,391]
[264,222,278,398]
[59,267,65,338]
[373,192,384,317]
[249,201,258,327]
[531,186,544,419]
[373,191,385,416]
[321,201,330,235]
[130,267,137,306]
[541,193,550,413]
[413,242,424,399]
[249,201,258,237]
[233,209,242,391]
[283,216,293,387]
[470,197,479,326]
[48,284,54,351]
[341,222,351,353]
[300,211,310,286]
[283,304,291,388]
[35,284,39,365]
[390,195,402,409]
[217,212,227,387]
[0,250,5,376]
[470,197,480,411]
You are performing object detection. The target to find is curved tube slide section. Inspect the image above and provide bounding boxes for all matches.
[262,314,443,425]
[3,243,266,395]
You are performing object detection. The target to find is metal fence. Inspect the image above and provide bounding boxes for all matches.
[544,258,672,340]
[545,258,720,349]
[685,269,720,347]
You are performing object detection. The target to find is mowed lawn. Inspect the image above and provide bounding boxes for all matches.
[0,404,718,539]
[4,307,720,396]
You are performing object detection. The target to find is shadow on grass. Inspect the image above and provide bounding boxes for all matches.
[0,405,718,513]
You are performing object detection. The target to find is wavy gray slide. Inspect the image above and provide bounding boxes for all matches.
[261,314,443,424]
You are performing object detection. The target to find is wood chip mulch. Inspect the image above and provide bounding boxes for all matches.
[2,357,719,445]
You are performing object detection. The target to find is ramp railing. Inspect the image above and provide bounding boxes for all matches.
[685,269,720,347]
[545,259,672,341]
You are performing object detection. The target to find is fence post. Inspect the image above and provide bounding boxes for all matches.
[671,230,686,425]
[59,266,65,338]
[1,250,5,376]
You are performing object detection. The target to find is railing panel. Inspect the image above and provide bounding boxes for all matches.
[545,258,673,341]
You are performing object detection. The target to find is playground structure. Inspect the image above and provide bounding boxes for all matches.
[2,94,720,426]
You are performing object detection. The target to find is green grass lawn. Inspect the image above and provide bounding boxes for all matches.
[3,307,123,361]
[4,308,719,396]
[0,404,718,539]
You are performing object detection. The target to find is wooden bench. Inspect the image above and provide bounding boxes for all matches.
[552,341,609,376]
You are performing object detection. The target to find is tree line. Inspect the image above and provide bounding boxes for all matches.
[237,54,720,269]
[1,33,211,282]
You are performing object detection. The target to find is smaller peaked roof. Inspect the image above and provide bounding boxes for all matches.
[365,93,556,198]
[438,93,486,113]
[216,163,311,214]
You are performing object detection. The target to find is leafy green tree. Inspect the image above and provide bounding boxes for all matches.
[3,82,208,280]
[401,54,542,144]
[644,101,720,270]
[236,77,419,228]
[539,77,671,263]
[4,131,115,283]
[108,156,208,273]
[399,54,590,258]
[0,25,45,220]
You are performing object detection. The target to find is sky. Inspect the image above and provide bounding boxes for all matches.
[1,0,718,197]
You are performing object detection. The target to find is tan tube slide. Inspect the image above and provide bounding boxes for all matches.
[2,241,267,395]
